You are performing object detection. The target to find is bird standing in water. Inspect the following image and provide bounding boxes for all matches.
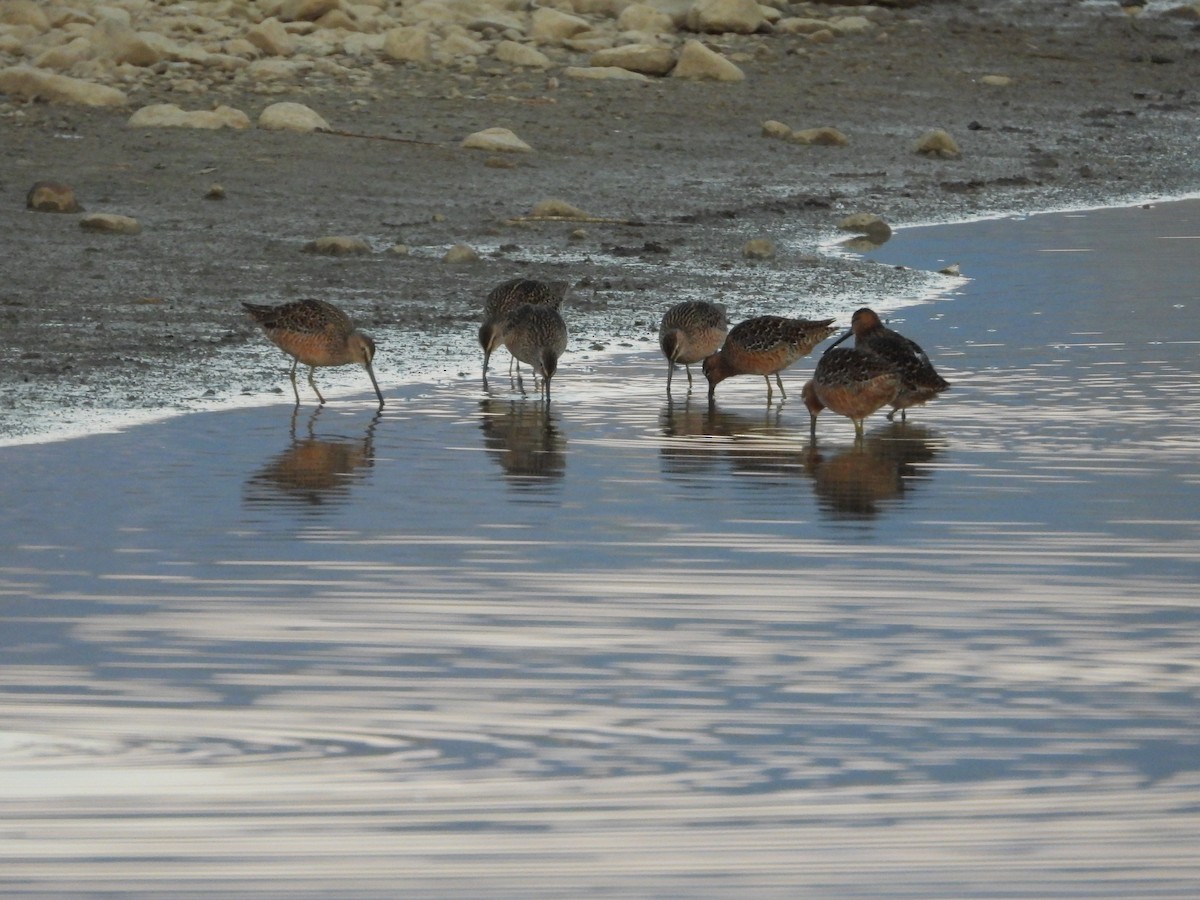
[479,278,569,378]
[827,307,949,421]
[242,298,384,408]
[802,347,902,440]
[659,300,729,395]
[703,314,837,403]
[500,303,568,402]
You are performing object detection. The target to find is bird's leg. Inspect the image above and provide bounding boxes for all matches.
[854,418,865,441]
[308,366,326,405]
[288,358,301,406]
[666,362,675,395]
[763,375,773,403]
[775,373,787,400]
[685,365,693,391]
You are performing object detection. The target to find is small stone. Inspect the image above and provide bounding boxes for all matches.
[530,8,591,43]
[939,264,961,276]
[671,40,744,82]
[495,40,552,69]
[443,243,478,263]
[128,103,251,129]
[80,213,141,234]
[485,156,519,169]
[303,236,371,255]
[761,120,792,139]
[789,126,850,146]
[0,65,128,106]
[980,74,1012,87]
[382,26,432,63]
[589,44,676,76]
[245,18,294,56]
[838,213,892,240]
[915,128,961,158]
[562,65,651,82]
[743,238,775,259]
[389,243,410,255]
[530,198,590,219]
[258,102,331,133]
[26,181,82,213]
[462,127,532,153]
[685,0,766,35]
[206,184,225,200]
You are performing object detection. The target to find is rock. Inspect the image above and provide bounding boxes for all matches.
[563,65,651,82]
[245,59,310,81]
[0,65,127,106]
[980,74,1012,87]
[671,40,744,82]
[838,213,892,240]
[829,16,874,35]
[589,44,676,76]
[530,198,591,219]
[743,238,775,259]
[382,26,432,63]
[789,126,849,146]
[0,0,50,30]
[128,103,251,129]
[303,236,371,255]
[939,263,961,276]
[761,119,792,139]
[80,213,140,234]
[617,4,675,35]
[685,0,766,35]
[530,8,591,44]
[205,184,225,200]
[915,128,961,158]
[462,127,533,153]
[245,18,294,56]
[443,243,478,263]
[33,37,94,70]
[26,181,82,213]
[279,0,340,23]
[258,101,331,132]
[495,41,552,69]
[776,17,832,35]
[90,18,168,66]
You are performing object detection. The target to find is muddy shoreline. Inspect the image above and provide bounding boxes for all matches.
[3,0,1199,441]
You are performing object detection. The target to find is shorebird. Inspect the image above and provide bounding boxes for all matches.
[802,347,902,439]
[827,307,949,421]
[242,298,384,408]
[479,278,569,377]
[702,314,837,403]
[659,300,729,395]
[500,303,568,401]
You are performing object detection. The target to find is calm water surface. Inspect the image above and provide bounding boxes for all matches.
[1,200,1198,897]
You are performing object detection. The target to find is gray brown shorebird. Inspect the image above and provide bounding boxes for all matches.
[659,300,729,395]
[242,298,384,408]
[827,307,949,421]
[479,278,569,377]
[500,303,568,402]
[802,347,902,439]
[702,314,837,403]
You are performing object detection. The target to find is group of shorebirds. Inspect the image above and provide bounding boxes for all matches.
[242,276,950,439]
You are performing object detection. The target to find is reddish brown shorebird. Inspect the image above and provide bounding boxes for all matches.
[659,300,729,395]
[703,314,837,403]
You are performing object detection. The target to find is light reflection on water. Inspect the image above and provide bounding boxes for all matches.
[1,201,1199,896]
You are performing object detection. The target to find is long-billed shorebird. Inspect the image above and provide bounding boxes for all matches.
[827,307,949,421]
[659,300,729,395]
[802,347,902,439]
[702,314,837,403]
[242,298,384,408]
[479,278,569,377]
[500,303,568,402]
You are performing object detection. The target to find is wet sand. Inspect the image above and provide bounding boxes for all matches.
[1,199,1198,896]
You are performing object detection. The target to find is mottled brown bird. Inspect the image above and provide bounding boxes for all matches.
[659,300,729,395]
[802,347,902,439]
[702,314,837,402]
[243,298,383,408]
[827,307,949,421]
[500,303,569,402]
[479,278,569,377]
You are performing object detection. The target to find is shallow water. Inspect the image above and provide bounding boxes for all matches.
[2,200,1198,897]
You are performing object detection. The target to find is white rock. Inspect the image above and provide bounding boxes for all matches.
[495,40,552,69]
[563,65,651,81]
[90,18,167,66]
[838,213,892,239]
[589,44,675,76]
[685,0,765,35]
[0,0,49,30]
[980,74,1012,86]
[530,198,591,219]
[279,0,341,22]
[246,18,294,56]
[0,65,127,106]
[443,243,478,263]
[382,26,432,63]
[128,103,252,129]
[789,126,849,146]
[33,36,95,70]
[761,119,791,139]
[915,128,960,158]
[531,7,591,44]
[829,16,873,35]
[617,3,675,35]
[671,39,744,81]
[462,127,533,153]
[245,59,310,81]
[80,213,141,234]
[258,101,331,132]
[775,17,830,35]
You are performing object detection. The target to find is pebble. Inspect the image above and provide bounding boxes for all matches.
[258,101,331,133]
[80,213,141,234]
[443,243,479,263]
[743,238,776,259]
[0,65,127,106]
[915,129,961,158]
[303,236,371,255]
[838,213,892,240]
[128,103,251,129]
[789,126,850,146]
[462,127,533,153]
[26,181,82,213]
[671,40,745,82]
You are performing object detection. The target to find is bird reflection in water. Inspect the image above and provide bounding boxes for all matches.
[478,397,566,492]
[659,397,813,485]
[243,406,379,509]
[809,423,941,519]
